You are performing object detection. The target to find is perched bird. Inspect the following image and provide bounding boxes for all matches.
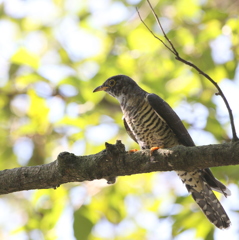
[93,75,231,229]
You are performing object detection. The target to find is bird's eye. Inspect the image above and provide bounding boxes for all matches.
[108,79,116,87]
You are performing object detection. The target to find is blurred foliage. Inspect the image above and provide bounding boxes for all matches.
[0,0,239,239]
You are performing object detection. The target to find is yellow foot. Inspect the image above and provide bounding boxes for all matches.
[150,146,164,155]
[129,149,138,153]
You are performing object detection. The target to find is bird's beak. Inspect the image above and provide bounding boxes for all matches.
[93,85,109,92]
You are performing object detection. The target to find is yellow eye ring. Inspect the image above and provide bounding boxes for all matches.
[108,79,116,87]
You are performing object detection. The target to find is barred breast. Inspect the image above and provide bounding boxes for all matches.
[122,97,179,150]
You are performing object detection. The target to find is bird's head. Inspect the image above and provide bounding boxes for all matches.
[93,75,140,101]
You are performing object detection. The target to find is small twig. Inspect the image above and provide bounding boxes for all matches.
[146,1,178,56]
[136,7,175,55]
[137,0,238,142]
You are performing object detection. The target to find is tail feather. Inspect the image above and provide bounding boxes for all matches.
[201,168,231,197]
[177,170,231,229]
[186,182,231,229]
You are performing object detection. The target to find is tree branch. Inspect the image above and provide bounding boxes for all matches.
[0,140,238,195]
[137,0,238,142]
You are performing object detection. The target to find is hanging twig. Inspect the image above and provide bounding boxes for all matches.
[136,0,238,142]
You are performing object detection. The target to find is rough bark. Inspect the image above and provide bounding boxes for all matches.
[0,140,238,195]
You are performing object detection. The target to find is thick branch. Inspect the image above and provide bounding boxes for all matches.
[0,140,238,195]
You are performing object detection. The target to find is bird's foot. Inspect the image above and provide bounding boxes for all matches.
[129,149,138,153]
[150,146,164,156]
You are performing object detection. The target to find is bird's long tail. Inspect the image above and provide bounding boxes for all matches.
[177,170,231,229]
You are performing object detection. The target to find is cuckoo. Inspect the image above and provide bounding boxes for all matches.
[93,75,231,229]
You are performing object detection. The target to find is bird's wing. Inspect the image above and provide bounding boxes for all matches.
[123,117,138,144]
[146,93,195,147]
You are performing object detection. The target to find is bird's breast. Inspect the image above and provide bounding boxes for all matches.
[122,99,179,149]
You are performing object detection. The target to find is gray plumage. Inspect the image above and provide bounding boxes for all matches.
[93,75,231,229]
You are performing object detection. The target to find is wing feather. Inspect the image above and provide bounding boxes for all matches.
[147,93,195,147]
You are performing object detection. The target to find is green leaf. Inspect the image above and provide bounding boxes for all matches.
[73,206,94,240]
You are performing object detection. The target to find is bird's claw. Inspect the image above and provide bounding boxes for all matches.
[129,149,138,153]
[150,146,164,156]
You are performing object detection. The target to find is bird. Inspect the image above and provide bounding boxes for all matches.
[93,74,231,229]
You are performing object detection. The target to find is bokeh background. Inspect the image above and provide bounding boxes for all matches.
[0,0,239,239]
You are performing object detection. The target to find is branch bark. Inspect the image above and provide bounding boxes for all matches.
[0,140,238,195]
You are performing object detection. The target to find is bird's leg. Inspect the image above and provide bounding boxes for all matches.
[150,145,164,155]
[129,149,138,153]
